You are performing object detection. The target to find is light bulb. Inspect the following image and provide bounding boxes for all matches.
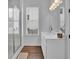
[54,0,60,3]
[49,3,56,11]
[49,0,63,11]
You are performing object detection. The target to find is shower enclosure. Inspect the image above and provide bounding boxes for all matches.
[8,0,22,59]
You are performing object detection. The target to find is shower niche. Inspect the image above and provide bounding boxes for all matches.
[26,7,39,36]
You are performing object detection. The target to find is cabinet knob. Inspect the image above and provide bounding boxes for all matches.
[69,9,70,13]
[69,34,70,39]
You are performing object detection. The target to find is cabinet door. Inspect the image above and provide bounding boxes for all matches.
[47,39,65,59]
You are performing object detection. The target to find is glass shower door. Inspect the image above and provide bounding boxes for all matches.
[13,5,21,52]
[8,7,14,59]
[8,0,21,59]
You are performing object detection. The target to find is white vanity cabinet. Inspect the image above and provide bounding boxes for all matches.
[41,32,65,59]
[47,39,65,59]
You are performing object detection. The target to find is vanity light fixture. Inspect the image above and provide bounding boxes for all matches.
[49,0,63,11]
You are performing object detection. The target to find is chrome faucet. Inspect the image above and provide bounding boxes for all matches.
[49,25,53,32]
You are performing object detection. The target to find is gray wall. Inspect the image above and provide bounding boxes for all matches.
[23,0,63,45]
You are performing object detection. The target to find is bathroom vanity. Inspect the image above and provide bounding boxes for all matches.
[41,32,65,59]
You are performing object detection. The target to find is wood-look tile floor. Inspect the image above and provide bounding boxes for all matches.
[18,46,44,59]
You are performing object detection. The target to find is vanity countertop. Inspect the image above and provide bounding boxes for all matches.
[41,31,65,40]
